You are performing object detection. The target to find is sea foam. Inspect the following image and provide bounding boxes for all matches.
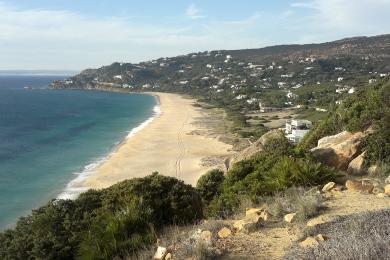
[57,101,161,200]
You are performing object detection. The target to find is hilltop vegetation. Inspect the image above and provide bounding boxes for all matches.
[299,78,390,166]
[0,174,203,259]
[51,34,390,116]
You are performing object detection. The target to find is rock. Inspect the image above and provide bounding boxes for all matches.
[231,130,284,165]
[322,182,336,192]
[385,175,390,184]
[199,230,212,245]
[347,152,366,175]
[385,184,390,194]
[311,131,365,170]
[284,212,297,223]
[154,246,167,260]
[316,234,327,241]
[233,212,265,233]
[299,236,319,247]
[164,253,173,260]
[217,227,232,239]
[345,180,374,193]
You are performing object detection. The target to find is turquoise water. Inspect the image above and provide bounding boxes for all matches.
[0,75,157,230]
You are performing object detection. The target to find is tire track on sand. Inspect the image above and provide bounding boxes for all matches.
[175,112,189,179]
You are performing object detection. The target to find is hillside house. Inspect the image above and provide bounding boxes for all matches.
[285,119,312,143]
[259,102,282,113]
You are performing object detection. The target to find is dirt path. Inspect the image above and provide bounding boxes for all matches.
[217,189,390,259]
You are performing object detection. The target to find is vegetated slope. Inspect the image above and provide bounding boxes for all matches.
[299,77,390,166]
[50,34,390,114]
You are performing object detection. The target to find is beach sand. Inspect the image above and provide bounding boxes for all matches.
[83,92,233,189]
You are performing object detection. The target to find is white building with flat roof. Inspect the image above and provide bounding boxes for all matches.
[285,119,312,143]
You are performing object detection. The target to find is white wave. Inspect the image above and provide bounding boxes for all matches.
[57,99,161,200]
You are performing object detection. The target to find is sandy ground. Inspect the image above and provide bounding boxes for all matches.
[83,92,233,189]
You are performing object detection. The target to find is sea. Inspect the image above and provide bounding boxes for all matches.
[0,75,158,230]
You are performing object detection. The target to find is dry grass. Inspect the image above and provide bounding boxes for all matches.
[130,220,227,260]
[284,209,390,260]
[267,187,324,222]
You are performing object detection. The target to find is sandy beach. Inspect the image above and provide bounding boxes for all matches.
[83,92,233,189]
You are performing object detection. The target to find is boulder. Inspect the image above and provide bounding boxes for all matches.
[284,212,297,223]
[345,180,374,193]
[230,130,284,165]
[385,184,390,194]
[311,131,365,170]
[217,227,232,239]
[299,236,319,247]
[233,212,265,233]
[154,246,167,260]
[322,182,336,192]
[347,152,366,175]
[164,253,173,260]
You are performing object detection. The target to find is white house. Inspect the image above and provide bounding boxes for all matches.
[285,119,312,143]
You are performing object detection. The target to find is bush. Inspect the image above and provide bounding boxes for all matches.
[299,78,389,151]
[0,173,203,259]
[206,137,337,218]
[196,169,225,204]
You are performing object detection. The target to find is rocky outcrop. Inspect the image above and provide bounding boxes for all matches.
[311,131,366,170]
[347,152,366,175]
[230,130,284,166]
[345,180,374,193]
[233,207,269,233]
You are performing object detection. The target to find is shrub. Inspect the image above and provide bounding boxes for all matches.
[196,169,225,204]
[0,173,203,259]
[206,135,337,218]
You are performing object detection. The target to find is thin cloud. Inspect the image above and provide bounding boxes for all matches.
[185,3,205,19]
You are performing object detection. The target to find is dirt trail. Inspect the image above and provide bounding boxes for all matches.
[218,190,390,259]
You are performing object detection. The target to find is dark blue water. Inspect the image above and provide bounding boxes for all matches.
[0,75,156,229]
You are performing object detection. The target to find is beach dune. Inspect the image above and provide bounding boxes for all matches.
[84,92,232,189]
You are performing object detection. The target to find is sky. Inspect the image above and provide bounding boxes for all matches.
[0,0,389,71]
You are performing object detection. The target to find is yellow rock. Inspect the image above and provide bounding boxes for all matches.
[316,234,327,241]
[385,184,390,194]
[284,212,297,223]
[299,236,319,247]
[322,182,336,192]
[217,227,232,239]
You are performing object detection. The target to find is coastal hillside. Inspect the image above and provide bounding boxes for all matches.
[2,78,389,259]
[50,34,390,112]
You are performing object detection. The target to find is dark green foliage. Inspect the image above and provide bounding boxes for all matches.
[299,78,390,157]
[207,136,337,218]
[196,169,225,204]
[0,173,203,260]
[78,202,155,260]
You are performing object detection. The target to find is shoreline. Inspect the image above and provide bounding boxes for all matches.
[57,93,161,200]
[59,92,233,198]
